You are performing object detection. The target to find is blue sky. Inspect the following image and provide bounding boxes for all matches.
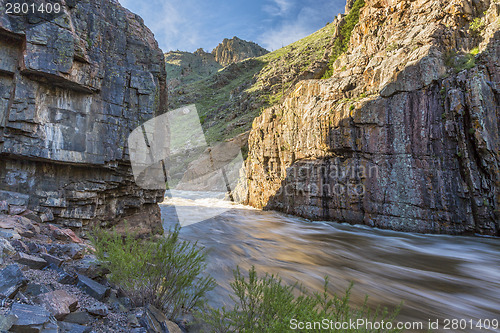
[119,0,346,53]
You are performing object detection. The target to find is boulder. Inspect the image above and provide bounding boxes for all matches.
[0,201,8,214]
[50,225,83,244]
[9,206,27,216]
[87,304,109,317]
[77,275,109,301]
[0,264,28,298]
[15,252,48,270]
[21,211,43,224]
[0,215,39,240]
[128,313,141,328]
[58,271,79,285]
[0,217,14,229]
[0,238,15,254]
[0,238,16,265]
[24,283,53,298]
[140,304,183,333]
[58,321,92,333]
[9,303,57,333]
[107,292,131,312]
[131,329,148,333]
[0,227,20,240]
[40,253,64,268]
[49,243,85,260]
[36,290,79,320]
[10,240,30,253]
[74,257,110,280]
[18,229,36,238]
[0,314,17,331]
[25,242,47,255]
[63,311,94,325]
[14,291,33,305]
[38,208,54,223]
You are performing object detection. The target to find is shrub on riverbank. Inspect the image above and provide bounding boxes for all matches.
[91,226,216,319]
[199,266,401,333]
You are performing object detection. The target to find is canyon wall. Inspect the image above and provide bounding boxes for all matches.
[0,0,167,234]
[239,0,500,235]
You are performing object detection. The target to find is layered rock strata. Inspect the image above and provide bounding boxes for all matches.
[239,0,500,235]
[0,0,167,233]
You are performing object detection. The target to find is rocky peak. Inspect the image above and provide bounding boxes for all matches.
[194,48,209,56]
[211,36,269,66]
[166,37,268,105]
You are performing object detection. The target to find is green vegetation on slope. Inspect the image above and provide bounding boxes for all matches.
[165,50,222,89]
[169,59,266,144]
[92,231,404,332]
[91,227,216,320]
[444,49,478,73]
[322,0,365,79]
[168,22,339,144]
[253,20,338,103]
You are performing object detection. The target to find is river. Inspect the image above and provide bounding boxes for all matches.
[160,192,500,332]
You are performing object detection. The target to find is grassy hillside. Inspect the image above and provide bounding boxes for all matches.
[168,21,339,144]
[165,50,222,96]
[165,51,221,82]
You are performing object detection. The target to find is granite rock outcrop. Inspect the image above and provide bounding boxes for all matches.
[0,0,167,232]
[0,207,184,332]
[239,0,500,235]
[211,36,268,67]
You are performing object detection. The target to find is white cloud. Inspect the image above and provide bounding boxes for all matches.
[119,0,203,52]
[263,0,294,17]
[259,24,310,51]
[258,6,323,51]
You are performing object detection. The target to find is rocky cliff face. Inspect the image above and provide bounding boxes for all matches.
[0,0,167,234]
[212,36,268,67]
[239,0,500,235]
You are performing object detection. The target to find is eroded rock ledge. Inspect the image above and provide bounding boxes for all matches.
[238,0,500,235]
[0,0,167,233]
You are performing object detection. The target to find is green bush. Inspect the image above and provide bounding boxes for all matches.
[444,50,477,73]
[199,114,207,124]
[91,226,216,319]
[199,266,401,333]
[470,17,485,33]
[322,0,366,79]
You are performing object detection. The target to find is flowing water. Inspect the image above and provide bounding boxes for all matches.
[160,192,500,332]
